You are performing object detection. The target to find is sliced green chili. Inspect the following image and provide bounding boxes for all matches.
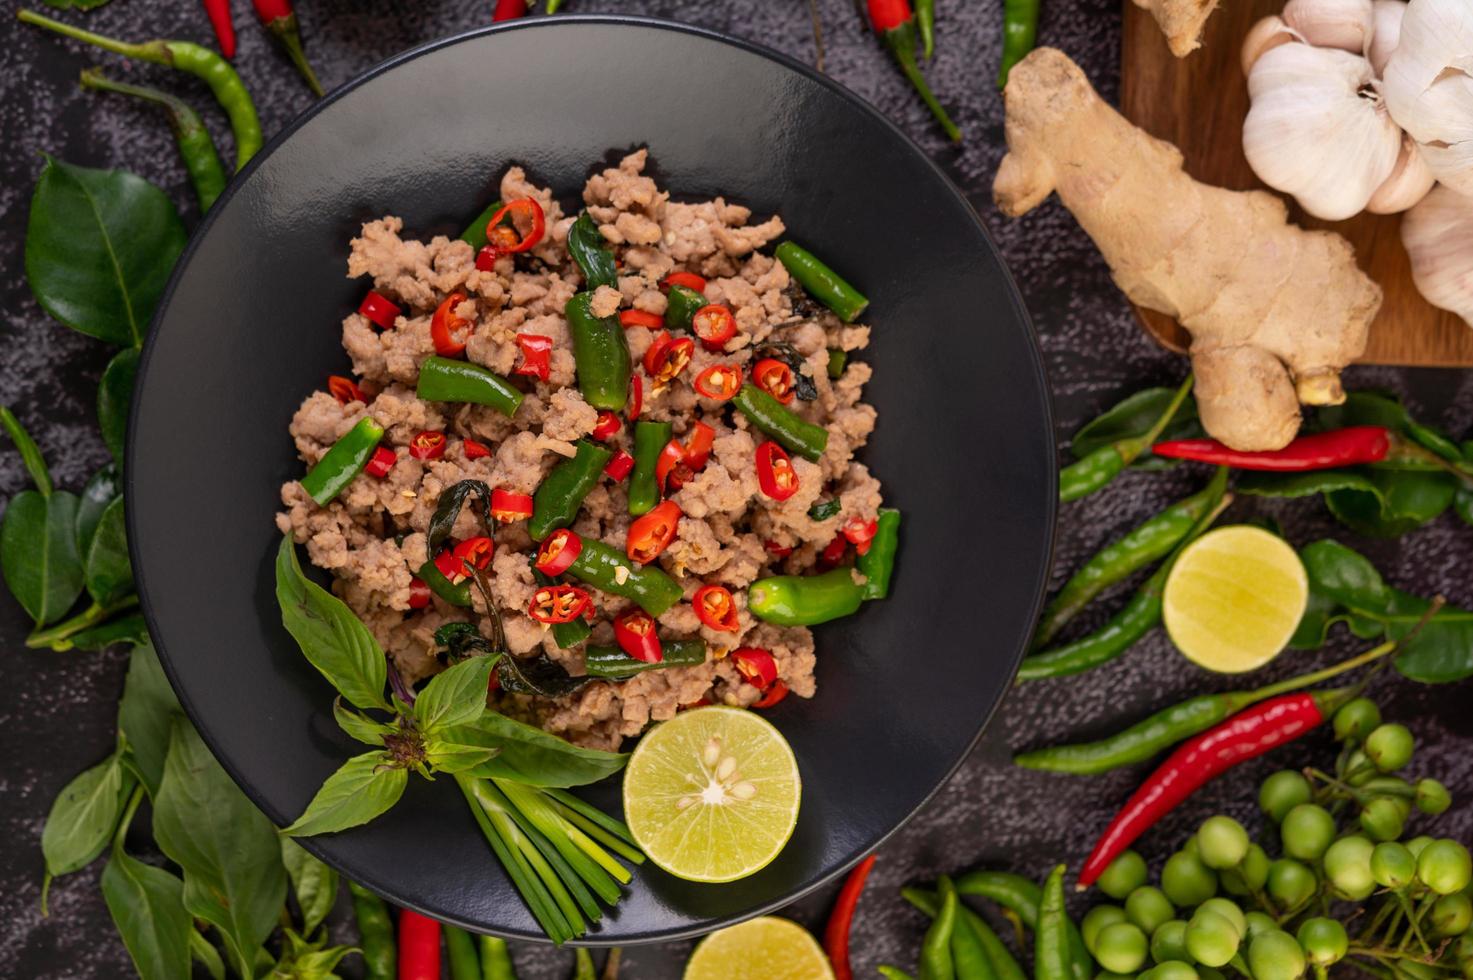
[417,356,524,417]
[664,284,706,332]
[300,418,383,505]
[1059,376,1193,503]
[445,925,480,980]
[584,639,706,679]
[568,211,617,290]
[733,383,829,462]
[827,349,848,380]
[748,567,865,626]
[529,440,613,541]
[566,292,632,411]
[857,508,901,600]
[565,539,683,616]
[532,566,593,650]
[775,241,869,323]
[1035,866,1073,980]
[460,198,504,250]
[629,420,673,517]
[418,557,471,607]
[478,935,515,980]
[920,875,958,980]
[347,882,395,980]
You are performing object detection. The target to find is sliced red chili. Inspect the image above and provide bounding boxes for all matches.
[535,529,583,577]
[613,608,662,663]
[819,534,848,568]
[642,331,694,386]
[628,374,643,421]
[694,364,742,401]
[692,304,737,351]
[655,439,687,494]
[752,679,789,708]
[764,539,794,559]
[476,199,546,267]
[514,333,552,383]
[662,271,707,294]
[683,422,716,471]
[434,548,468,584]
[731,647,778,689]
[753,358,796,405]
[358,290,400,330]
[604,449,634,481]
[463,438,493,460]
[529,584,591,625]
[430,291,472,356]
[364,446,397,478]
[756,441,799,501]
[619,309,665,329]
[842,516,879,556]
[626,499,681,565]
[591,411,622,442]
[452,536,495,574]
[694,585,739,633]
[328,375,365,405]
[407,577,431,609]
[490,488,534,522]
[656,423,717,493]
[409,431,447,460]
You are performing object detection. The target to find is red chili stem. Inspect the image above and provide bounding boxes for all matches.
[1153,426,1391,472]
[866,0,961,141]
[252,0,324,97]
[396,909,441,980]
[825,854,877,980]
[202,0,236,58]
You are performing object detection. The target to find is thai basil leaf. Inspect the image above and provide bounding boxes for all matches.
[41,750,131,882]
[2,489,84,626]
[424,734,500,774]
[808,498,842,521]
[84,496,133,606]
[755,341,818,402]
[496,650,591,699]
[275,535,390,712]
[426,480,492,554]
[69,612,149,651]
[101,839,192,980]
[449,713,626,788]
[117,642,181,797]
[282,752,407,837]
[76,463,121,557]
[568,211,618,290]
[280,838,339,938]
[98,348,139,467]
[1324,469,1456,537]
[152,721,287,980]
[414,655,496,732]
[1069,386,1202,469]
[0,405,52,496]
[333,698,395,746]
[189,930,226,980]
[25,156,185,347]
[434,620,493,661]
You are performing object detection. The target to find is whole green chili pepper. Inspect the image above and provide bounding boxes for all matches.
[418,557,472,607]
[827,349,848,380]
[902,888,1026,980]
[748,567,866,626]
[774,241,870,323]
[347,881,395,980]
[460,198,504,250]
[446,925,481,980]
[79,68,227,211]
[478,935,516,980]
[300,417,384,505]
[584,639,706,679]
[568,211,618,290]
[879,969,918,980]
[417,356,524,417]
[1036,467,1228,646]
[920,875,959,980]
[1035,866,1073,980]
[574,948,596,980]
[733,383,829,462]
[566,292,632,411]
[1018,491,1228,680]
[1059,376,1194,503]
[954,872,1090,980]
[565,538,683,616]
[857,507,902,600]
[529,440,613,541]
[20,9,262,170]
[949,901,996,980]
[532,566,594,649]
[664,284,706,331]
[629,420,673,516]
[996,0,1040,89]
[916,0,936,58]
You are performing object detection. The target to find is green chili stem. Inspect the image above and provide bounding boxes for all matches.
[19,9,164,62]
[25,596,140,649]
[1126,374,1196,463]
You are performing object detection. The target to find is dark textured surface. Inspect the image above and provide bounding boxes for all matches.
[1,0,1469,977]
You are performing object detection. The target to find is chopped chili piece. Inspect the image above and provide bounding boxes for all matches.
[683,422,715,470]
[591,411,622,442]
[604,449,634,481]
[619,309,665,329]
[626,499,681,564]
[480,198,545,257]
[756,441,799,501]
[358,290,400,330]
[694,585,739,632]
[752,679,789,708]
[628,375,643,421]
[364,446,396,478]
[535,528,583,577]
[613,608,662,663]
[656,423,716,492]
[731,647,778,689]
[694,364,742,401]
[492,0,527,20]
[407,577,431,609]
[490,488,533,522]
[328,375,365,405]
[691,304,737,351]
[654,439,685,493]
[463,438,493,460]
[820,534,849,567]
[409,431,447,460]
[452,536,494,574]
[529,584,591,625]
[643,331,694,386]
[434,548,468,584]
[430,291,472,356]
[764,539,794,559]
[752,357,796,405]
[514,333,552,383]
[842,516,879,555]
[662,271,706,294]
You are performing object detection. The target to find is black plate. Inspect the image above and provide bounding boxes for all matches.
[128,16,1055,944]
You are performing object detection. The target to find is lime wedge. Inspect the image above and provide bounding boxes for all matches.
[683,916,834,980]
[1163,524,1308,673]
[623,706,800,883]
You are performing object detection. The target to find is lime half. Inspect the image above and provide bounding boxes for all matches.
[1163,524,1308,673]
[684,916,833,980]
[623,706,800,883]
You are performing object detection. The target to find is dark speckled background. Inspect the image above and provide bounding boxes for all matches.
[2,1,1470,977]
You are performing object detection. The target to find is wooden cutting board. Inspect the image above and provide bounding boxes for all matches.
[1119,0,1473,366]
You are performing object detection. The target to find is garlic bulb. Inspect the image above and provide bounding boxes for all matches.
[1281,0,1375,53]
[1402,183,1473,327]
[1243,45,1403,220]
[1382,0,1473,195]
[1241,16,1297,76]
[1366,133,1436,212]
[1367,0,1406,76]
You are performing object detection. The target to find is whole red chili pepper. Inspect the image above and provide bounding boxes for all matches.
[396,908,441,980]
[866,0,961,141]
[1153,426,1391,472]
[202,0,236,59]
[1078,691,1338,887]
[252,0,324,97]
[825,854,878,980]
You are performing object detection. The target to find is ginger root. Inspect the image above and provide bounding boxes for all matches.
[1133,0,1223,57]
[994,48,1380,451]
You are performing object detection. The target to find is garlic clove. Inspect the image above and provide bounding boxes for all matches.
[1366,133,1436,212]
[1243,44,1404,221]
[1382,0,1473,191]
[1281,0,1375,53]
[1401,183,1473,328]
[1242,16,1298,76]
[1367,0,1406,77]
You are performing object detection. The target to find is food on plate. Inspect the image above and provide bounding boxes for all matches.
[994,47,1380,452]
[683,915,834,980]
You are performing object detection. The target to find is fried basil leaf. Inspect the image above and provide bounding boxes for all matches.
[427,480,493,553]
